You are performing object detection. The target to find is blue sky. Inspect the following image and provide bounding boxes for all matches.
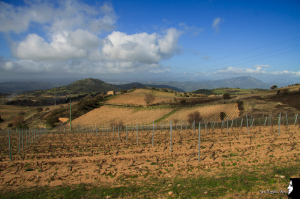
[0,0,299,84]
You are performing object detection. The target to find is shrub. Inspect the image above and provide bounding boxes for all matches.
[277,90,281,95]
[174,98,177,101]
[18,110,26,116]
[94,94,104,101]
[45,107,50,111]
[84,95,92,100]
[223,93,231,99]
[36,107,43,112]
[0,115,4,123]
[120,90,127,94]
[180,100,186,104]
[220,112,226,121]
[187,111,202,125]
[281,88,288,94]
[12,116,29,129]
[131,87,136,90]
[59,104,64,109]
[110,120,125,129]
[151,87,156,90]
[144,94,155,107]
[173,118,179,126]
[7,123,13,127]
[270,85,278,90]
[46,117,59,127]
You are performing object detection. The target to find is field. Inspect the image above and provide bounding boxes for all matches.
[160,103,239,123]
[105,94,174,106]
[67,106,173,128]
[0,105,31,129]
[0,123,299,198]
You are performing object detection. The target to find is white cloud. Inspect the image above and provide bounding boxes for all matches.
[11,33,88,61]
[0,0,117,34]
[179,23,204,36]
[99,28,182,63]
[212,17,224,32]
[150,66,171,74]
[208,66,300,77]
[253,65,270,68]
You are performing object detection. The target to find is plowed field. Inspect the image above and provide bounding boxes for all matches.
[1,124,299,198]
[67,106,173,128]
[105,94,173,106]
[161,103,239,123]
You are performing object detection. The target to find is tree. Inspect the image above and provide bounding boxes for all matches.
[187,111,202,125]
[173,118,179,127]
[46,117,59,128]
[223,93,230,99]
[220,112,226,121]
[144,94,155,107]
[12,116,28,129]
[270,85,278,90]
[120,90,127,94]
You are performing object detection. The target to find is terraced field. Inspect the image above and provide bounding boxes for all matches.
[105,94,173,106]
[67,106,173,128]
[160,103,239,123]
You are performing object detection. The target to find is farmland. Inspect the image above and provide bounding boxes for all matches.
[0,84,299,198]
[67,106,173,128]
[0,123,299,198]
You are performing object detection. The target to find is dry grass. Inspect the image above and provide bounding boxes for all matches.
[66,106,173,128]
[161,103,239,123]
[105,94,173,106]
[132,89,176,97]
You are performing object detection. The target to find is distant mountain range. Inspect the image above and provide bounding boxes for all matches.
[0,76,293,94]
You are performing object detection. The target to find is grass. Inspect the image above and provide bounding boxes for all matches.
[2,159,298,198]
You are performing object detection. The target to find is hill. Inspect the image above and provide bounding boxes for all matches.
[144,76,272,92]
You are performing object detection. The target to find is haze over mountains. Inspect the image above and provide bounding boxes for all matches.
[0,76,297,94]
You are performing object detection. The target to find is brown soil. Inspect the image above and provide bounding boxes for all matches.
[66,106,173,128]
[0,125,299,192]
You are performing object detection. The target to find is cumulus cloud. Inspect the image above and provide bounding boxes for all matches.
[98,28,182,63]
[11,33,89,61]
[0,0,117,34]
[212,17,224,32]
[0,1,183,77]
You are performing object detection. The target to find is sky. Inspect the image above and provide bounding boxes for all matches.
[0,0,299,84]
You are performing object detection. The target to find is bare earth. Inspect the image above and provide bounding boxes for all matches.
[0,124,299,198]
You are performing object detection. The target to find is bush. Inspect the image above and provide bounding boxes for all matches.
[110,120,125,129]
[180,100,186,104]
[36,107,43,112]
[46,117,59,128]
[18,110,26,116]
[281,88,288,94]
[220,112,226,121]
[187,111,202,125]
[223,93,231,99]
[270,85,278,90]
[45,107,50,111]
[120,90,127,94]
[0,115,4,123]
[7,123,13,127]
[94,94,104,101]
[131,87,136,90]
[144,94,155,107]
[84,95,92,100]
[59,104,64,109]
[174,98,177,102]
[12,116,29,129]
[277,90,281,95]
